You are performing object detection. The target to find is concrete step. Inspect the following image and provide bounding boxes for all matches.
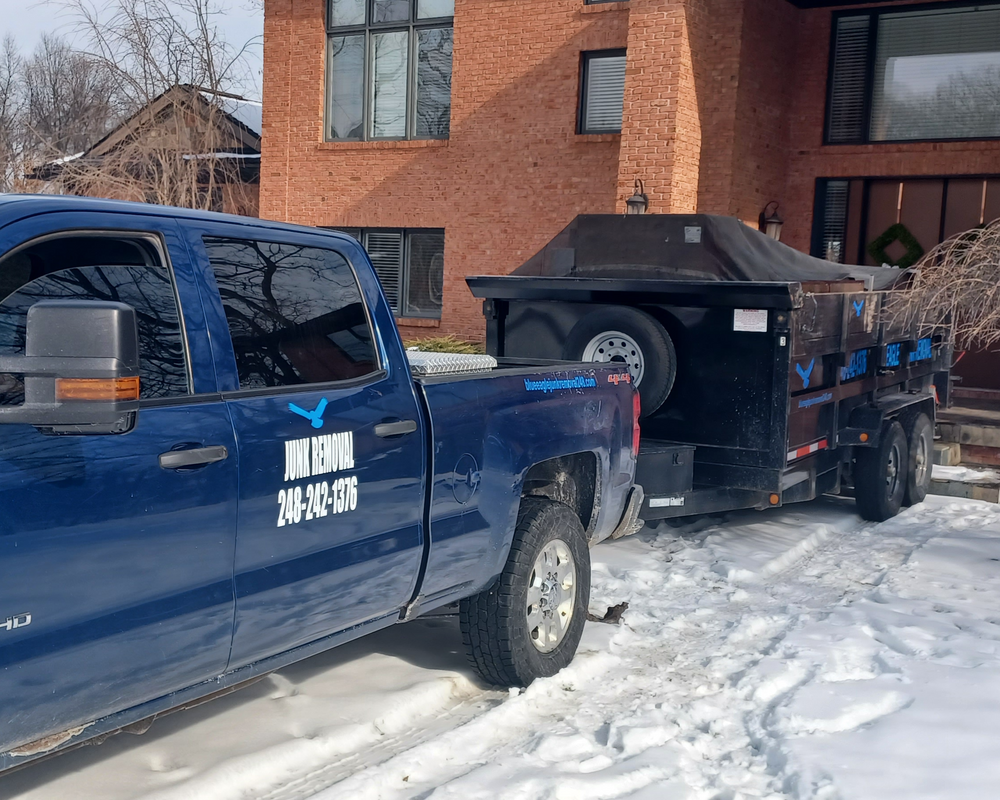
[933,442,962,466]
[928,465,1000,504]
[936,408,1000,467]
[937,420,1000,448]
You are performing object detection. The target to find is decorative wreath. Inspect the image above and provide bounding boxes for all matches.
[867,223,925,269]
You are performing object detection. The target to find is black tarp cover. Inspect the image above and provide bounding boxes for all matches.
[512,214,907,290]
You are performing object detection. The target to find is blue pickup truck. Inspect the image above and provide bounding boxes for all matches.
[0,196,641,771]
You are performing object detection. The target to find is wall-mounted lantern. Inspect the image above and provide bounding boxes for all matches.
[759,201,784,240]
[625,179,649,215]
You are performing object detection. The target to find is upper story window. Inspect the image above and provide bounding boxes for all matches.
[826,4,1000,144]
[579,50,626,134]
[326,0,454,141]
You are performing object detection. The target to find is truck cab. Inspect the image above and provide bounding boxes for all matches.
[0,196,639,770]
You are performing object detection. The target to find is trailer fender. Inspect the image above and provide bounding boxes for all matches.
[841,393,935,448]
[841,406,884,447]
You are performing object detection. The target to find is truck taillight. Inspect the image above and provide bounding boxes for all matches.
[632,389,641,457]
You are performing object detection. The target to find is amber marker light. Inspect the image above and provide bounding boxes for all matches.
[860,433,869,442]
[56,376,140,402]
[769,494,780,505]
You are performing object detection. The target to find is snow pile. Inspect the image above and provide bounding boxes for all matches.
[4,496,1000,799]
[933,464,999,483]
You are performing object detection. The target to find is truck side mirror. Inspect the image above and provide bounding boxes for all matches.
[0,300,141,434]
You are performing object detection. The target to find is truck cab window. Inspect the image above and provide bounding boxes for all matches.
[0,235,190,405]
[203,238,378,390]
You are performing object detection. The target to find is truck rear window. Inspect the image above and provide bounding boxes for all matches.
[203,238,379,390]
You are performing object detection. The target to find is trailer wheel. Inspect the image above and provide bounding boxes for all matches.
[903,413,933,506]
[563,308,676,417]
[854,421,907,522]
[459,498,590,687]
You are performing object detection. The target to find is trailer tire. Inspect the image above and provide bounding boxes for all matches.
[459,498,590,687]
[854,421,907,522]
[563,308,676,417]
[903,413,933,507]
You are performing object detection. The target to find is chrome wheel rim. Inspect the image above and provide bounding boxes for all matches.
[914,433,929,487]
[886,442,901,497]
[581,331,645,385]
[526,539,576,654]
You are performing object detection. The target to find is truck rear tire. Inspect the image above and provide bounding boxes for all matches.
[459,498,590,687]
[563,307,676,417]
[903,413,933,507]
[854,420,907,522]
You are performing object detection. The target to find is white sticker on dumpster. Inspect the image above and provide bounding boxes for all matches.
[733,309,768,333]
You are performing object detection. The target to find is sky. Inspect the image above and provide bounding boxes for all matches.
[0,0,264,98]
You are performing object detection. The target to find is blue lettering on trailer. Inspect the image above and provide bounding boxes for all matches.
[909,338,933,363]
[798,392,833,409]
[852,299,865,317]
[841,349,869,382]
[885,342,902,368]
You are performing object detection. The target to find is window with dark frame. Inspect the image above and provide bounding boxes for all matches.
[326,0,454,141]
[579,50,626,134]
[826,3,1000,144]
[811,176,1000,265]
[333,228,444,319]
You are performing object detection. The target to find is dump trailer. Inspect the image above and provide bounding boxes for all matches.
[468,214,952,523]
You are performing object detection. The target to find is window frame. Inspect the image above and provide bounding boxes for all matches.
[824,1,1000,146]
[810,173,1000,264]
[325,0,454,142]
[578,49,627,135]
[202,235,385,394]
[0,229,195,402]
[328,227,444,320]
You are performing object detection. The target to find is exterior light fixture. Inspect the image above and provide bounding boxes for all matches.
[625,179,649,215]
[759,201,784,240]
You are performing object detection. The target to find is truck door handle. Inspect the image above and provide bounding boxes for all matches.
[159,445,229,470]
[374,419,418,438]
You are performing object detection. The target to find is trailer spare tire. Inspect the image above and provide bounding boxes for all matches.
[563,307,677,417]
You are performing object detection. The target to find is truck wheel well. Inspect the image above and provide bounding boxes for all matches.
[521,453,599,538]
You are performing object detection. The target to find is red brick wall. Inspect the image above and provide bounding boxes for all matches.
[262,0,1000,342]
[262,0,628,340]
[726,0,797,225]
[617,0,706,214]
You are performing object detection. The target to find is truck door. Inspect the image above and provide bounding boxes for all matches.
[189,231,426,668]
[0,214,238,754]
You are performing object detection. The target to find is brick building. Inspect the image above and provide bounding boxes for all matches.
[261,0,1000,384]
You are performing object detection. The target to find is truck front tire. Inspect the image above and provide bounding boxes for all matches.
[563,307,676,418]
[854,420,908,522]
[459,498,590,687]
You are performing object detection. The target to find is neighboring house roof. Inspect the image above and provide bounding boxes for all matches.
[205,92,263,139]
[30,84,262,181]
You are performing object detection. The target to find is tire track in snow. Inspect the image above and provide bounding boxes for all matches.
[320,499,974,800]
[300,502,879,799]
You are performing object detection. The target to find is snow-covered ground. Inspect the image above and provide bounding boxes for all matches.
[4,495,1000,800]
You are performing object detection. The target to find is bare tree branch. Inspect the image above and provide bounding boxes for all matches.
[887,217,1000,350]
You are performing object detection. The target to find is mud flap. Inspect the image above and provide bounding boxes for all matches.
[610,485,645,541]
